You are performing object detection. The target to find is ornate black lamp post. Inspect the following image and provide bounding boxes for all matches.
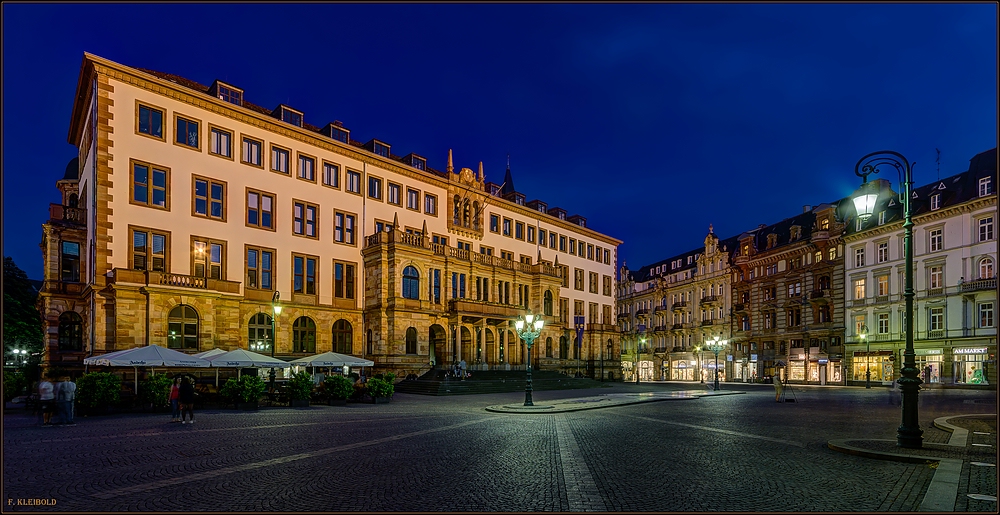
[853,151,922,449]
[271,291,282,357]
[514,311,544,406]
[705,335,728,391]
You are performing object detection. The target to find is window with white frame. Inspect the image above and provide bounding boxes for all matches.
[322,162,339,188]
[877,241,888,263]
[877,312,889,334]
[346,170,361,194]
[878,211,885,225]
[929,307,944,331]
[979,216,994,242]
[980,257,994,279]
[854,315,865,336]
[980,176,993,197]
[853,278,865,300]
[877,274,889,296]
[929,228,943,252]
[930,194,941,210]
[979,302,994,328]
[854,247,865,268]
[928,265,943,290]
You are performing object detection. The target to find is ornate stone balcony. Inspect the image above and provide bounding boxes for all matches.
[42,280,85,295]
[110,268,241,294]
[672,301,687,310]
[448,299,523,318]
[700,295,719,304]
[961,278,997,292]
[49,203,86,225]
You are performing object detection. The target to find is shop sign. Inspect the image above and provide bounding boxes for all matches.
[750,354,758,361]
[727,355,733,361]
[954,347,988,355]
[914,349,942,355]
[818,359,829,364]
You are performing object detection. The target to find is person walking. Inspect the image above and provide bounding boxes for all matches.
[179,377,196,424]
[773,374,784,402]
[169,377,182,423]
[38,375,55,426]
[57,375,77,425]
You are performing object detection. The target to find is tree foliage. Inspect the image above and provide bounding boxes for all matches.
[3,257,44,366]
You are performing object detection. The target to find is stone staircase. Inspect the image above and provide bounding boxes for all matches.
[393,369,610,396]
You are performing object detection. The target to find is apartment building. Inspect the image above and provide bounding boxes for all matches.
[841,148,997,386]
[37,53,621,377]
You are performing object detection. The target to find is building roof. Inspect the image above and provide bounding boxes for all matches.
[62,157,79,181]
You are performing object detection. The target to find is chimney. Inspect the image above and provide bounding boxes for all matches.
[803,205,812,213]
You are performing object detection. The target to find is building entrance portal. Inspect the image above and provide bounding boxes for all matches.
[429,324,446,367]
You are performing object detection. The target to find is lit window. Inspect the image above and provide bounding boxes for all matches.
[877,275,889,296]
[130,227,168,272]
[853,278,865,300]
[192,239,224,279]
[980,257,994,279]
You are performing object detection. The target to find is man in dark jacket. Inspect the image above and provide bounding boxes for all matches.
[179,378,196,424]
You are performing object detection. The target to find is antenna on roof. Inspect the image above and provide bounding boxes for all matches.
[935,148,940,179]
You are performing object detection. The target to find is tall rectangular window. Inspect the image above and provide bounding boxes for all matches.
[174,115,200,149]
[929,265,942,289]
[193,177,225,220]
[929,228,943,252]
[246,189,275,230]
[346,170,361,194]
[515,222,524,240]
[293,201,318,238]
[192,238,225,279]
[246,246,274,290]
[877,275,889,296]
[980,177,993,197]
[574,268,584,291]
[403,188,418,210]
[334,261,355,300]
[527,226,535,243]
[424,194,437,215]
[137,102,164,140]
[130,227,168,272]
[539,229,547,247]
[131,160,169,210]
[298,154,316,182]
[432,269,441,304]
[877,313,890,334]
[854,248,865,268]
[386,183,401,206]
[502,218,512,236]
[271,146,290,174]
[334,211,356,244]
[60,241,80,282]
[569,238,577,255]
[293,254,317,295]
[241,136,262,167]
[368,176,383,200]
[490,215,500,232]
[929,307,944,331]
[877,242,888,263]
[930,194,941,210]
[979,302,994,328]
[322,162,340,188]
[853,278,865,300]
[589,272,598,294]
[209,126,232,158]
[979,217,994,242]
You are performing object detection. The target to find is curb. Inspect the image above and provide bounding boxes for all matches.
[485,390,745,413]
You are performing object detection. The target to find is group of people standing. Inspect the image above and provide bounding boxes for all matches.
[36,374,76,426]
[169,377,197,424]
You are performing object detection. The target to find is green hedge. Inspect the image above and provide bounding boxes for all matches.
[76,372,121,411]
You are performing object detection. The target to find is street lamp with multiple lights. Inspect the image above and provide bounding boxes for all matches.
[271,291,282,357]
[858,324,870,389]
[852,150,922,449]
[693,344,704,383]
[514,311,544,406]
[705,335,728,391]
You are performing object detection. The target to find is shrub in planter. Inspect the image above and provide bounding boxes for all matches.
[288,371,313,401]
[220,375,267,405]
[75,372,121,414]
[350,382,367,401]
[366,377,394,400]
[139,373,172,410]
[323,375,354,401]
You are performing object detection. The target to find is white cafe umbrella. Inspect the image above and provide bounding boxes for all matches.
[86,344,211,394]
[206,349,290,384]
[191,348,228,360]
[83,347,143,366]
[289,351,374,368]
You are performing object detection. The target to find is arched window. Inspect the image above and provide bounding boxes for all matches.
[68,193,79,208]
[333,319,353,354]
[402,266,420,299]
[543,290,553,316]
[248,313,273,353]
[58,311,83,351]
[545,337,553,358]
[472,201,480,230]
[462,199,471,227]
[293,316,316,353]
[405,327,417,354]
[980,257,995,279]
[453,195,461,225]
[167,305,199,350]
[560,336,569,360]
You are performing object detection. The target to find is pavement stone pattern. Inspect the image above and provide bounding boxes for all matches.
[2,383,995,512]
[952,417,998,512]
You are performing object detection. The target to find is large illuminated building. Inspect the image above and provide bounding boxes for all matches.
[37,53,622,377]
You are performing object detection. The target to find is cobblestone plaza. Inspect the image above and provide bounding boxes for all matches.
[2,384,995,512]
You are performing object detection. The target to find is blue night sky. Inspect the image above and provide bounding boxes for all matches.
[3,3,997,280]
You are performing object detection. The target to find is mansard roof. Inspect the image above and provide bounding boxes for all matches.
[629,234,741,284]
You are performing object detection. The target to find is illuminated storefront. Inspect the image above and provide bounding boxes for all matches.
[670,360,695,381]
[851,350,894,384]
[789,357,806,382]
[953,347,989,385]
[914,348,944,385]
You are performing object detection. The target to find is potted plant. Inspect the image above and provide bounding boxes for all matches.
[288,371,313,407]
[221,375,266,410]
[75,372,121,415]
[366,373,395,404]
[138,373,172,411]
[323,375,354,406]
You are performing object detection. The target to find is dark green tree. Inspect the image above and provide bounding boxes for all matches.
[3,257,44,372]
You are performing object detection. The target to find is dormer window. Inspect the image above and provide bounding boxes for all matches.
[217,85,242,106]
[274,106,303,127]
[407,154,426,171]
[930,194,941,210]
[767,234,777,249]
[980,176,993,196]
[821,218,829,230]
[209,81,243,107]
[789,226,801,241]
[324,123,350,144]
[374,142,390,157]
[558,212,565,220]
